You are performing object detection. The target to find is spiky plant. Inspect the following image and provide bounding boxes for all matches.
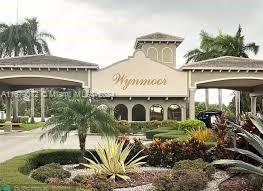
[187,126,212,142]
[211,115,263,176]
[82,138,147,181]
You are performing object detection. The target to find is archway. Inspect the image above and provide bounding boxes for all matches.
[132,104,146,121]
[150,104,163,121]
[114,104,128,120]
[168,104,181,121]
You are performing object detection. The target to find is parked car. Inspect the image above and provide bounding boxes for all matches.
[197,110,223,128]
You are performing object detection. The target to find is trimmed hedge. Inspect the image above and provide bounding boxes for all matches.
[0,150,89,190]
[19,149,99,175]
[153,131,187,141]
[115,120,180,134]
[179,119,206,130]
[145,128,172,139]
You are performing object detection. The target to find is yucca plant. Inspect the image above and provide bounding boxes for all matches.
[211,115,263,176]
[187,126,212,142]
[82,138,147,181]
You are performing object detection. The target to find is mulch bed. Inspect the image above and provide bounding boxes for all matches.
[218,174,262,191]
[112,171,167,189]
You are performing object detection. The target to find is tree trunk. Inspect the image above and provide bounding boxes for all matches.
[79,134,86,164]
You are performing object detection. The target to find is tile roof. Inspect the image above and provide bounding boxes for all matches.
[136,32,184,41]
[134,32,184,49]
[0,54,98,69]
[180,56,263,70]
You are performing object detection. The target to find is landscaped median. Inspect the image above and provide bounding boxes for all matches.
[0,149,92,191]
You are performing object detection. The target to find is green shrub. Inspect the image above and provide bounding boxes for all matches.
[128,120,179,133]
[174,159,215,179]
[115,120,131,134]
[145,128,172,139]
[31,163,71,182]
[20,116,29,124]
[153,169,209,191]
[0,119,6,123]
[179,119,206,130]
[18,149,98,175]
[153,130,187,141]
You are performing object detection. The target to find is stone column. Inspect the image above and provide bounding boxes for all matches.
[4,96,12,132]
[145,106,150,121]
[235,91,241,121]
[12,92,19,122]
[163,107,168,120]
[181,107,185,121]
[218,89,223,111]
[205,89,209,110]
[128,105,132,122]
[250,96,257,114]
[189,88,196,119]
[40,88,45,122]
[6,96,11,121]
[30,89,35,123]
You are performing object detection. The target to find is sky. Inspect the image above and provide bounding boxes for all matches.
[1,0,263,105]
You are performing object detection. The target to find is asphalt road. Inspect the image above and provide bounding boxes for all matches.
[0,128,103,162]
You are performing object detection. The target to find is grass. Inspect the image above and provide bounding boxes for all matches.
[0,122,47,131]
[20,122,47,130]
[0,150,88,191]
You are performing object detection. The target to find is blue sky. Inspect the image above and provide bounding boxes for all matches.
[1,0,262,105]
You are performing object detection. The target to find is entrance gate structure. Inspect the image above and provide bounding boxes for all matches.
[181,56,263,119]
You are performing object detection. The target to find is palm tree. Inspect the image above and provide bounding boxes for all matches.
[185,31,221,111]
[40,96,118,162]
[216,25,259,119]
[184,25,259,116]
[0,17,55,122]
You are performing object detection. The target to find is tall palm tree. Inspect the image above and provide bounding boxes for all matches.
[185,31,221,111]
[216,25,259,119]
[40,96,118,162]
[184,25,259,116]
[0,17,55,122]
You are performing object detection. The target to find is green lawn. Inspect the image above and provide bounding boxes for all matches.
[20,122,47,130]
[0,122,47,131]
[0,150,88,191]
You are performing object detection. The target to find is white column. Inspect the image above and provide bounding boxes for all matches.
[189,88,196,119]
[250,96,257,114]
[235,91,241,121]
[163,107,168,120]
[205,89,209,110]
[12,92,18,122]
[40,88,45,122]
[181,107,186,121]
[146,107,150,121]
[30,89,35,123]
[128,105,132,122]
[218,89,223,111]
[6,96,11,121]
